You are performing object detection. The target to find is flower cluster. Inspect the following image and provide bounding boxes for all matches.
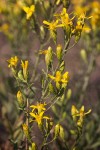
[71,105,91,128]
[72,0,100,30]
[48,71,69,89]
[23,5,35,20]
[43,7,90,42]
[7,56,18,68]
[30,103,50,128]
[7,56,29,82]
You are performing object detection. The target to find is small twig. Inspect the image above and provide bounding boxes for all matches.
[26,98,29,150]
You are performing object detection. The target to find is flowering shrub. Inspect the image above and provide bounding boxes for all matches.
[0,0,100,150]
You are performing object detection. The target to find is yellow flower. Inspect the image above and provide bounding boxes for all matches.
[48,71,69,84]
[43,20,59,31]
[54,8,73,28]
[71,105,91,117]
[60,8,72,26]
[30,111,49,126]
[72,13,91,41]
[90,1,100,30]
[61,72,69,83]
[71,105,91,127]
[82,25,91,33]
[48,71,69,89]
[43,20,58,41]
[21,60,28,81]
[43,20,62,41]
[23,5,35,20]
[7,56,18,68]
[30,102,46,114]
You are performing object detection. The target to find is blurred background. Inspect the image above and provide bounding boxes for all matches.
[0,0,100,149]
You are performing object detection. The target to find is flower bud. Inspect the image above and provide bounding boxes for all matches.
[56,0,61,5]
[45,46,53,69]
[40,25,45,40]
[66,89,72,100]
[54,124,60,138]
[17,91,25,108]
[22,124,29,138]
[71,105,78,122]
[56,45,62,62]
[31,142,37,150]
[21,60,29,82]
[48,83,55,93]
[80,49,87,63]
[59,125,65,141]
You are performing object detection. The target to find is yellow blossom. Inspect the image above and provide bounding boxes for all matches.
[72,13,91,41]
[23,5,35,20]
[43,20,59,31]
[71,105,91,127]
[21,60,28,81]
[30,111,50,126]
[90,1,100,30]
[48,71,69,84]
[43,20,59,41]
[74,23,90,34]
[43,20,62,41]
[54,8,73,28]
[71,105,91,117]
[7,56,18,68]
[30,102,46,114]
[48,71,69,89]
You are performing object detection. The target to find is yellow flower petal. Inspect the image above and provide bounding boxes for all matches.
[23,6,29,13]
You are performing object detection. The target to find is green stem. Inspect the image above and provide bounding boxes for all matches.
[46,97,60,112]
[26,98,29,150]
